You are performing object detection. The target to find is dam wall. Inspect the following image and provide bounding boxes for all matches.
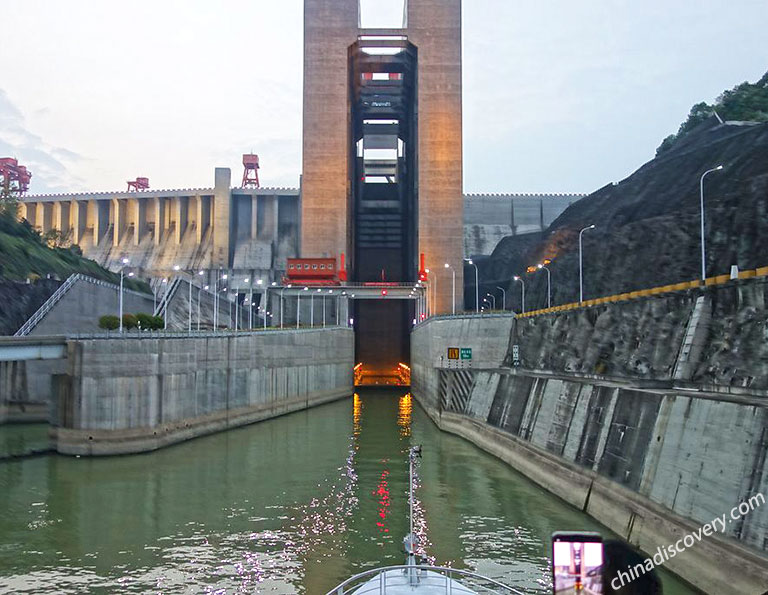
[411,280,768,594]
[51,327,354,455]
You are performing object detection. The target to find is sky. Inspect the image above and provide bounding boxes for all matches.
[1,0,767,195]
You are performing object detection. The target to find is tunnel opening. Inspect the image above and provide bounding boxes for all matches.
[349,38,418,387]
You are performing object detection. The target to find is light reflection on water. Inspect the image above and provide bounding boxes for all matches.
[0,391,695,594]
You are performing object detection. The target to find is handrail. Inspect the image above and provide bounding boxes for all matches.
[517,265,768,320]
[60,326,349,341]
[324,564,526,595]
[13,274,150,337]
[154,277,181,317]
[14,274,79,337]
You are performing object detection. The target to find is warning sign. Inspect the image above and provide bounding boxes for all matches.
[447,347,460,360]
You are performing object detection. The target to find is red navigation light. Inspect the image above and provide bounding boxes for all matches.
[418,253,428,281]
[381,289,388,296]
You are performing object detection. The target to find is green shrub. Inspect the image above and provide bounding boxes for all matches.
[135,313,154,330]
[151,315,165,330]
[98,315,120,330]
[122,314,138,330]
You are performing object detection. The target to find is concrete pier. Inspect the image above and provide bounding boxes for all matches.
[51,328,354,455]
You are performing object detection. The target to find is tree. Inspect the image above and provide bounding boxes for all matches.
[98,315,120,330]
[122,314,138,330]
[656,70,768,156]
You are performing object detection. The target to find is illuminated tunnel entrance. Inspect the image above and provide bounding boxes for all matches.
[349,37,418,385]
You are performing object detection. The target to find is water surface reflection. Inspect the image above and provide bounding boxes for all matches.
[0,390,695,594]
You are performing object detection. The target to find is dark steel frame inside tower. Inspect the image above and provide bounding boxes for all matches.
[348,38,418,378]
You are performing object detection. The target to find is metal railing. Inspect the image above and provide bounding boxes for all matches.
[153,277,181,317]
[63,325,350,341]
[325,564,526,595]
[13,274,151,337]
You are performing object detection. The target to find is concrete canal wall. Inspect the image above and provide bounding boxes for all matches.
[411,282,768,594]
[51,328,354,455]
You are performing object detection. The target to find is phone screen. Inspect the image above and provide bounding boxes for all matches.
[552,532,603,594]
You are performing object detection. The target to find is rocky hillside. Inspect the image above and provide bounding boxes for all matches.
[0,205,149,334]
[509,278,768,389]
[483,119,768,311]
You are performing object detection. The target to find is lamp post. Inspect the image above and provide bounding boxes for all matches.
[263,286,268,330]
[161,277,169,330]
[299,286,308,329]
[486,293,496,310]
[214,272,224,329]
[496,286,506,311]
[537,263,551,308]
[118,257,129,333]
[324,289,332,327]
[513,276,526,314]
[444,263,456,314]
[700,165,723,281]
[280,286,288,329]
[465,259,479,313]
[197,284,208,331]
[579,224,596,303]
[424,268,431,317]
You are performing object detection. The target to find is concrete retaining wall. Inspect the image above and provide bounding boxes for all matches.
[28,279,154,336]
[0,279,156,421]
[411,316,768,594]
[51,328,354,455]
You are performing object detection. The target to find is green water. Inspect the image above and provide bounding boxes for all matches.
[0,391,696,594]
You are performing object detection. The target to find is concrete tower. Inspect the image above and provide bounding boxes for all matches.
[302,0,463,315]
[301,0,359,261]
[407,0,464,314]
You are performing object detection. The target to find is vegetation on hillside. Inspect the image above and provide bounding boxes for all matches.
[0,188,148,291]
[656,69,768,156]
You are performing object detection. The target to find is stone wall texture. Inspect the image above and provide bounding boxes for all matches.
[52,328,354,455]
[411,285,768,594]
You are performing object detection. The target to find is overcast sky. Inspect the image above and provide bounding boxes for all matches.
[1,0,766,195]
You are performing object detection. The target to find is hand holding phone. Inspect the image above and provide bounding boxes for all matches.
[552,531,604,594]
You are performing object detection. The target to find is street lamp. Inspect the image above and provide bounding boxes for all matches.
[161,277,169,330]
[118,257,130,333]
[486,293,496,310]
[465,259,479,313]
[425,268,431,317]
[444,263,456,314]
[496,286,506,311]
[537,263,551,308]
[513,276,525,314]
[700,165,723,281]
[298,286,308,328]
[579,224,596,303]
[197,284,208,331]
[214,272,228,330]
[280,286,289,329]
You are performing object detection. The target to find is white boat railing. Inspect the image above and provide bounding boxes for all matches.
[324,564,526,595]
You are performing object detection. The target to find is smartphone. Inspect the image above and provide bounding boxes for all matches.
[551,531,604,594]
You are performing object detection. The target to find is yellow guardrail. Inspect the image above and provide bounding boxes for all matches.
[516,267,768,319]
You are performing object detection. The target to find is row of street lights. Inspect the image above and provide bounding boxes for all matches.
[508,165,723,312]
[116,166,723,327]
